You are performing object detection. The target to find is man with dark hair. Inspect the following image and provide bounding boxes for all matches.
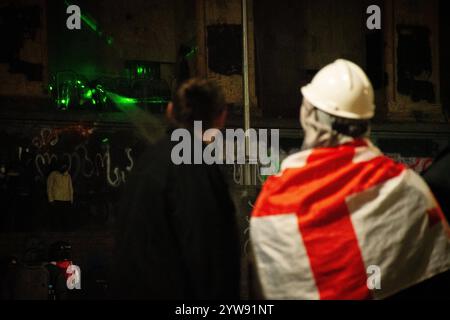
[112,78,240,300]
[170,78,227,129]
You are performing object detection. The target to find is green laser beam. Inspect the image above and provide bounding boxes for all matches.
[105,90,166,144]
[64,0,114,46]
[185,46,198,59]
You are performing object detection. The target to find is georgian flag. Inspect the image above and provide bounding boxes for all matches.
[250,139,450,300]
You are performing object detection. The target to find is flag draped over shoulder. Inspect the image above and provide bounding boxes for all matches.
[250,139,450,300]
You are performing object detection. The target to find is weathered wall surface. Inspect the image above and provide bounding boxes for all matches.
[385,0,443,122]
[253,0,367,117]
[0,120,150,233]
[204,0,258,109]
[1,0,196,98]
[1,0,447,123]
[0,0,48,96]
[47,0,182,90]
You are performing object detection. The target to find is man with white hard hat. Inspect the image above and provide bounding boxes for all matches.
[250,59,450,300]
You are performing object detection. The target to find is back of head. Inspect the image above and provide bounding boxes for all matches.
[170,78,226,130]
[51,158,67,175]
[58,160,68,174]
[48,241,72,262]
[300,59,375,149]
[23,237,46,265]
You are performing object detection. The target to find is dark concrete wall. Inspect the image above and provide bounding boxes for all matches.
[46,0,193,88]
[0,0,197,98]
[0,0,48,96]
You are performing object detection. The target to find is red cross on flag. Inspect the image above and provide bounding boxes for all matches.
[250,139,450,300]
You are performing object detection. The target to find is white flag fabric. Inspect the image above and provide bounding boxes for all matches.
[251,139,450,299]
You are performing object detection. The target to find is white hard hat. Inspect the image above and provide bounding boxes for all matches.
[301,59,375,120]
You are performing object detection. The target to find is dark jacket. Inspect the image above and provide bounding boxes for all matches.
[388,146,450,300]
[423,146,450,221]
[112,133,240,299]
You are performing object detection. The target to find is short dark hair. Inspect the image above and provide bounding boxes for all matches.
[171,78,226,129]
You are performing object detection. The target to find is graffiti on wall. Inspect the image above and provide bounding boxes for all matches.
[0,124,147,231]
[15,126,138,189]
[386,153,433,173]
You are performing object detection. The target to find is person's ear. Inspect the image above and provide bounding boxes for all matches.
[214,109,228,129]
[166,102,174,121]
